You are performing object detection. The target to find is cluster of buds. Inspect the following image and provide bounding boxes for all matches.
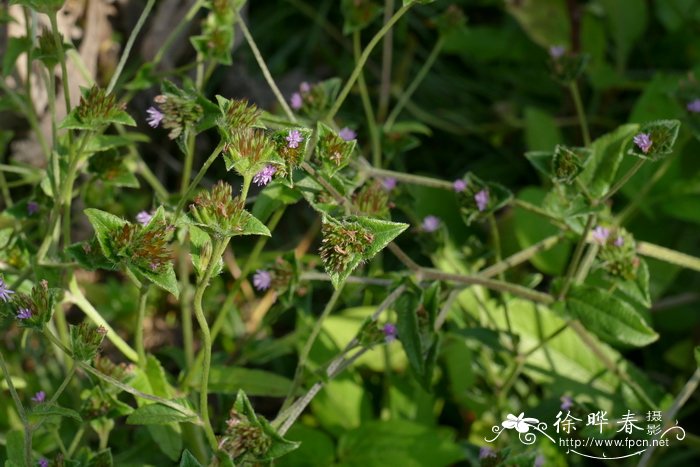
[70,322,107,362]
[112,220,173,273]
[289,79,341,119]
[269,129,308,174]
[80,386,113,420]
[189,181,248,238]
[219,98,261,132]
[315,126,355,175]
[93,355,133,384]
[593,227,640,280]
[352,181,391,219]
[88,151,127,183]
[319,219,374,274]
[35,29,61,68]
[551,145,588,184]
[0,280,57,329]
[190,0,237,65]
[358,319,399,349]
[153,93,203,140]
[225,129,278,178]
[74,86,127,126]
[219,410,272,461]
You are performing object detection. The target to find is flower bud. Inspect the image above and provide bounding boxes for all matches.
[70,323,107,362]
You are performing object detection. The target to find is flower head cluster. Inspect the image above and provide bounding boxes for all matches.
[352,181,391,219]
[286,130,304,149]
[32,391,46,403]
[320,220,375,274]
[189,181,249,238]
[4,280,56,329]
[219,98,261,131]
[596,227,640,279]
[219,410,272,461]
[253,165,277,187]
[633,133,652,154]
[0,277,14,302]
[453,179,467,192]
[74,86,126,125]
[70,322,108,362]
[112,220,173,272]
[316,127,354,174]
[226,128,276,177]
[152,93,203,140]
[475,189,490,212]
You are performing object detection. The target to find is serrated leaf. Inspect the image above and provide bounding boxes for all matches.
[566,284,658,347]
[130,263,179,298]
[180,450,203,467]
[84,208,127,261]
[30,403,82,422]
[524,151,554,177]
[126,402,197,425]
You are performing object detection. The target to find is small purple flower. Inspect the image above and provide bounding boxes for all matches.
[286,130,304,149]
[687,99,700,113]
[299,82,311,93]
[253,165,277,187]
[560,395,573,411]
[479,446,496,460]
[592,226,610,244]
[290,92,303,110]
[453,179,467,193]
[614,235,624,247]
[534,454,545,467]
[27,201,39,215]
[17,308,32,320]
[338,127,357,141]
[136,211,152,226]
[253,270,272,291]
[146,106,164,128]
[0,278,14,302]
[549,45,566,59]
[475,189,489,212]
[381,177,397,191]
[38,459,49,467]
[32,391,46,403]
[422,215,440,233]
[149,262,159,271]
[383,323,397,343]
[633,133,652,154]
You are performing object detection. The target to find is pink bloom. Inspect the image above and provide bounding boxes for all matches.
[381,177,397,191]
[286,130,304,149]
[299,82,311,93]
[633,133,652,154]
[253,165,277,186]
[592,226,610,244]
[27,201,39,215]
[17,308,32,320]
[253,270,271,291]
[136,211,152,226]
[560,395,573,410]
[614,235,624,247]
[549,45,565,58]
[422,215,440,233]
[453,179,467,192]
[383,323,397,343]
[687,99,700,113]
[146,106,164,128]
[0,278,15,302]
[475,189,489,212]
[290,92,303,110]
[479,447,496,459]
[338,127,357,141]
[32,391,46,403]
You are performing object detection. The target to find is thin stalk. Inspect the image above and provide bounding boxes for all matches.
[384,37,444,130]
[637,241,700,272]
[479,234,563,278]
[49,12,71,117]
[66,427,84,458]
[617,154,674,225]
[0,349,31,467]
[377,0,395,122]
[179,252,195,371]
[602,158,645,203]
[327,3,413,120]
[175,143,224,219]
[240,174,252,201]
[489,214,515,350]
[361,163,453,189]
[135,285,150,367]
[31,366,77,432]
[238,17,296,122]
[353,32,382,167]
[568,81,590,146]
[107,0,156,94]
[153,0,207,65]
[558,215,596,299]
[192,238,229,450]
[280,286,345,412]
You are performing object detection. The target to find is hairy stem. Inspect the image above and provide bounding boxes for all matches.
[135,285,150,367]
[353,32,382,167]
[569,81,590,146]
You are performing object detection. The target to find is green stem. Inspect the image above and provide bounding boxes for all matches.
[240,174,252,202]
[175,143,224,219]
[353,32,382,167]
[377,0,395,123]
[0,349,31,467]
[107,0,156,94]
[384,37,443,130]
[135,285,150,367]
[559,214,596,299]
[153,0,206,65]
[361,163,453,189]
[67,275,139,362]
[238,17,296,122]
[617,154,674,225]
[280,286,345,412]
[637,241,700,272]
[192,238,229,450]
[327,3,413,120]
[49,11,71,117]
[479,234,563,278]
[568,81,590,146]
[602,158,645,203]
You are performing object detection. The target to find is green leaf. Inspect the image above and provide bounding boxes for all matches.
[30,403,82,422]
[524,151,554,178]
[3,36,31,76]
[6,430,25,466]
[524,107,563,151]
[180,450,203,467]
[206,366,296,397]
[579,123,639,198]
[627,119,681,161]
[84,208,127,261]
[126,402,197,425]
[565,284,658,347]
[131,263,179,298]
[278,425,335,467]
[550,145,590,184]
[251,181,302,222]
[614,258,652,308]
[188,225,222,280]
[599,0,648,69]
[505,0,570,49]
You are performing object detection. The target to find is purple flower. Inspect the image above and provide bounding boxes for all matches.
[560,395,573,411]
[592,226,610,244]
[422,215,440,233]
[253,270,272,291]
[253,165,277,186]
[286,130,304,149]
[17,308,32,320]
[534,454,545,467]
[383,323,397,343]
[338,127,357,141]
[299,82,311,93]
[475,189,489,212]
[633,133,652,154]
[549,45,566,59]
[614,235,624,247]
[687,99,700,113]
[38,459,49,467]
[381,177,397,191]
[149,262,159,271]
[32,391,46,403]
[146,106,164,128]
[479,446,496,460]
[290,92,303,110]
[453,179,467,192]
[27,201,39,215]
[0,278,14,302]
[136,211,152,226]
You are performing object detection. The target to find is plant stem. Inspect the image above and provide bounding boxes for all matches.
[637,241,700,272]
[568,81,590,146]
[0,349,31,467]
[327,3,413,120]
[49,11,71,117]
[602,158,645,203]
[153,0,206,66]
[479,234,563,278]
[240,174,252,202]
[617,154,674,225]
[384,37,444,130]
[377,0,395,123]
[135,285,150,367]
[107,0,156,94]
[238,17,296,122]
[559,214,596,299]
[175,143,224,219]
[280,285,344,412]
[360,163,453,189]
[353,32,382,167]
[192,238,229,450]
